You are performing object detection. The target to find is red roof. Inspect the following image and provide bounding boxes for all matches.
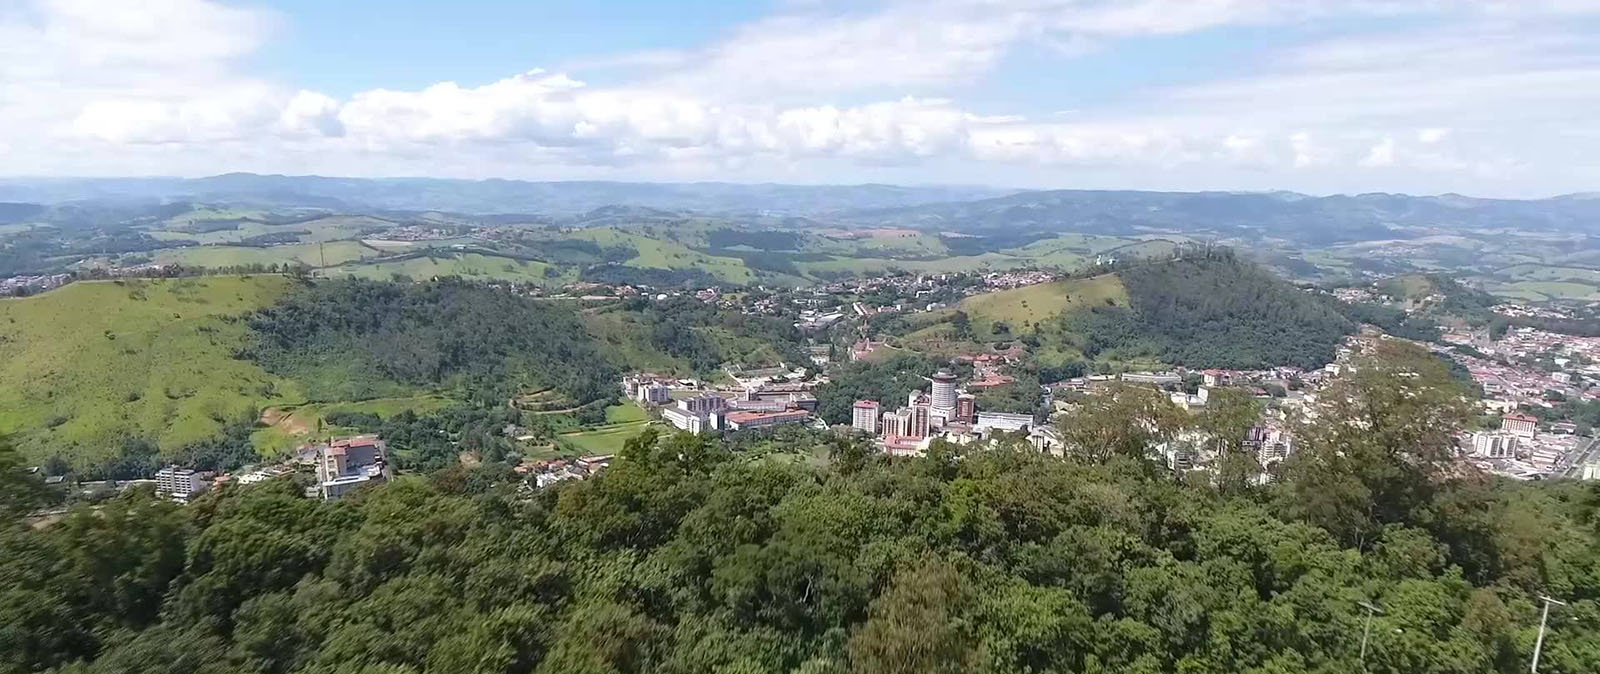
[853,400,880,408]
[726,409,810,424]
[1504,413,1538,423]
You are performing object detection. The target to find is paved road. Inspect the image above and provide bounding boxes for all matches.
[1560,436,1600,478]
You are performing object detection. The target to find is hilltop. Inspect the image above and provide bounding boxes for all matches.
[890,253,1356,371]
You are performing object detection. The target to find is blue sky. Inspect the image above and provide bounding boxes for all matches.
[4,0,1600,196]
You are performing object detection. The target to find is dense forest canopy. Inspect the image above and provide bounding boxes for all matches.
[4,342,1597,674]
[1068,254,1358,369]
[242,279,617,404]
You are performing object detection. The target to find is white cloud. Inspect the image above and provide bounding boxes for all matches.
[1417,128,1450,144]
[3,0,1600,195]
[1360,137,1397,167]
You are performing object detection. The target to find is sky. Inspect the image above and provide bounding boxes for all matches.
[3,0,1600,196]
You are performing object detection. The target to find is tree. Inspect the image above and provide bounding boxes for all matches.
[1277,340,1474,548]
[1196,388,1263,493]
[847,561,972,674]
[1056,383,1186,465]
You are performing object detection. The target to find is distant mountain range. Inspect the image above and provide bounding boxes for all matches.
[0,174,1013,216]
[841,189,1600,243]
[0,174,1596,243]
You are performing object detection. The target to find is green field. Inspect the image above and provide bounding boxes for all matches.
[1491,280,1600,302]
[148,214,394,246]
[0,277,303,465]
[152,241,379,268]
[959,273,1128,335]
[556,418,659,455]
[331,252,568,284]
[251,394,453,454]
[575,228,758,284]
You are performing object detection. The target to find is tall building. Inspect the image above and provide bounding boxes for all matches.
[851,400,880,433]
[881,409,910,438]
[909,405,931,439]
[930,370,958,416]
[155,466,206,503]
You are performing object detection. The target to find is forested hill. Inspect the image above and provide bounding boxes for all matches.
[242,279,618,404]
[1069,253,1356,369]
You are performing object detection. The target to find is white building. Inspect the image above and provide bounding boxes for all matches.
[851,400,880,434]
[155,466,206,503]
[976,412,1034,434]
[929,371,958,418]
[1470,432,1519,459]
[636,383,672,405]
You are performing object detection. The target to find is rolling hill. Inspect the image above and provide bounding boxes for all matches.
[0,277,304,466]
[889,254,1357,371]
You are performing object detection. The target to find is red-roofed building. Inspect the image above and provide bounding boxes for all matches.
[1501,413,1538,438]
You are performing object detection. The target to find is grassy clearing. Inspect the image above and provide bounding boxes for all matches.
[152,241,378,268]
[1496,264,1600,284]
[1500,280,1600,301]
[576,228,757,284]
[0,277,301,465]
[604,400,650,424]
[331,252,568,284]
[252,394,453,455]
[959,273,1128,334]
[557,420,660,455]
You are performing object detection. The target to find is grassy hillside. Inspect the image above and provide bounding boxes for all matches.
[885,255,1355,370]
[331,252,569,284]
[959,274,1127,336]
[153,241,379,268]
[0,277,303,465]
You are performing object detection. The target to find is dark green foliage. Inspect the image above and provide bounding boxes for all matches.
[606,296,807,376]
[579,265,717,287]
[243,279,617,403]
[1069,255,1357,369]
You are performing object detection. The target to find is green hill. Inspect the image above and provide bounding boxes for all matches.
[892,254,1356,370]
[0,277,304,465]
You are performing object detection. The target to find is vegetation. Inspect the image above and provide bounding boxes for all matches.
[3,342,1599,674]
[243,279,618,405]
[1067,253,1357,369]
[0,277,300,467]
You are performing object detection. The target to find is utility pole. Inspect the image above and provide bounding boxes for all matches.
[1531,595,1567,673]
[1357,600,1385,671]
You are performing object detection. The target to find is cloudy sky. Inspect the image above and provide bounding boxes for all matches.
[3,0,1600,196]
